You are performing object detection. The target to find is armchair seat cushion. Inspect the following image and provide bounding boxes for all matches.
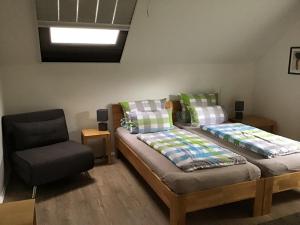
[12,141,94,186]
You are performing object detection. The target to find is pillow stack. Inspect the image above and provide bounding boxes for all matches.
[179,93,227,126]
[120,99,173,134]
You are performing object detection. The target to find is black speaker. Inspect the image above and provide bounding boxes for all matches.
[97,109,108,122]
[98,122,108,131]
[235,101,244,120]
[235,112,243,120]
[97,109,108,131]
[235,101,244,111]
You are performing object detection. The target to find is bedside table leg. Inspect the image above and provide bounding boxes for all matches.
[106,134,112,164]
[81,135,88,145]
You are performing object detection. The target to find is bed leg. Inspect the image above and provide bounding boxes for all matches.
[262,177,273,215]
[116,148,122,159]
[115,138,120,159]
[170,197,186,225]
[253,179,264,216]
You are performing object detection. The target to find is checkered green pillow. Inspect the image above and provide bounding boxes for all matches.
[180,93,217,108]
[127,109,173,134]
[188,105,227,127]
[120,99,167,114]
[120,98,167,130]
[179,93,217,123]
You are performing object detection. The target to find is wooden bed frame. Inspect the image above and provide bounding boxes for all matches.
[112,101,264,225]
[262,172,300,214]
[171,100,300,216]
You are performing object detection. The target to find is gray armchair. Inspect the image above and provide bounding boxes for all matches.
[2,109,94,198]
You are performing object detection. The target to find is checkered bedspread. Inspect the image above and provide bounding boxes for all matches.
[201,123,300,158]
[137,128,246,172]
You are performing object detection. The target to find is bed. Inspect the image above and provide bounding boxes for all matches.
[112,101,264,225]
[173,100,300,215]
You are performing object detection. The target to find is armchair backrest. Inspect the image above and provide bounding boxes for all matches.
[2,109,69,154]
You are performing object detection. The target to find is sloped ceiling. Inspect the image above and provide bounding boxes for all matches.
[1,0,300,65]
[122,0,300,63]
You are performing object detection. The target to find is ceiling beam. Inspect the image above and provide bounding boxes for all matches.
[95,0,100,23]
[57,0,60,21]
[76,0,80,22]
[112,0,119,24]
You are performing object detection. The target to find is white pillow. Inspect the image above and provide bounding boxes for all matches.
[189,105,227,126]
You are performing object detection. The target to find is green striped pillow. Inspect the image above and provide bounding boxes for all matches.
[179,93,217,123]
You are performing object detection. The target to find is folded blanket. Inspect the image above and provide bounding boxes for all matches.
[137,128,246,172]
[202,123,300,158]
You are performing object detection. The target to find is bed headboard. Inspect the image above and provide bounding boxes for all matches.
[111,101,180,131]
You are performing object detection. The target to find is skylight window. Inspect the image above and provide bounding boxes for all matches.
[50,27,120,45]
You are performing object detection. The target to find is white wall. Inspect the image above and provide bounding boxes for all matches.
[0,0,257,144]
[253,20,300,140]
[0,0,298,148]
[1,63,255,141]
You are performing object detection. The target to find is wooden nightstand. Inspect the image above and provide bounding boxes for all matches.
[0,199,36,225]
[229,115,277,134]
[81,129,112,164]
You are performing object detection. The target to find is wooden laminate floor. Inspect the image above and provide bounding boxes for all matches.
[5,158,300,225]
